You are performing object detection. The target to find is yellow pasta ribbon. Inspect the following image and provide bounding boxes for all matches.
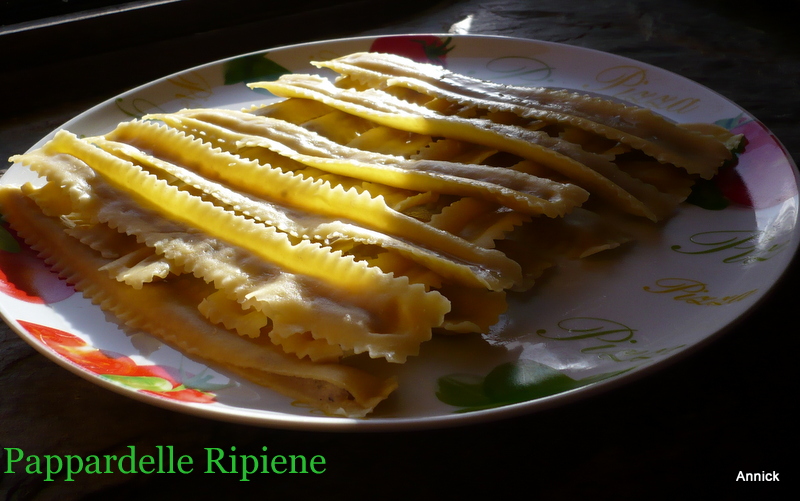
[152,108,588,218]
[106,118,523,290]
[0,185,397,417]
[315,52,735,179]
[24,131,451,363]
[251,74,670,220]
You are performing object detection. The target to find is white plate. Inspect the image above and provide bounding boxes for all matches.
[1,34,798,431]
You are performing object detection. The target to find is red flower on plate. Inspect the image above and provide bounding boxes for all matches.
[19,320,217,404]
[0,222,75,304]
[369,35,454,65]
[141,388,217,403]
[714,118,797,209]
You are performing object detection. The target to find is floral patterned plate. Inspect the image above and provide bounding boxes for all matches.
[1,34,798,430]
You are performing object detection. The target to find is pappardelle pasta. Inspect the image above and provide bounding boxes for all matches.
[1,52,739,417]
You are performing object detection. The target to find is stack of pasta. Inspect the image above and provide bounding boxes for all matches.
[0,52,739,417]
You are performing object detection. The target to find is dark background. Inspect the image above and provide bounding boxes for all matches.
[1,0,797,498]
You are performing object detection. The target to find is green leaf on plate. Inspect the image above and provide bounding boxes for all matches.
[715,113,750,131]
[685,178,730,211]
[0,224,21,253]
[437,360,634,413]
[223,54,291,87]
[181,369,233,392]
[483,360,579,402]
[435,373,493,408]
[101,375,174,392]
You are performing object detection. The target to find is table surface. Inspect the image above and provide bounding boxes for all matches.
[1,0,796,498]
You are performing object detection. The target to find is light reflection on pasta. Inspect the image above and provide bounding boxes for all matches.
[0,52,739,417]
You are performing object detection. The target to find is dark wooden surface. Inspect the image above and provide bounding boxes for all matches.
[1,0,797,498]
